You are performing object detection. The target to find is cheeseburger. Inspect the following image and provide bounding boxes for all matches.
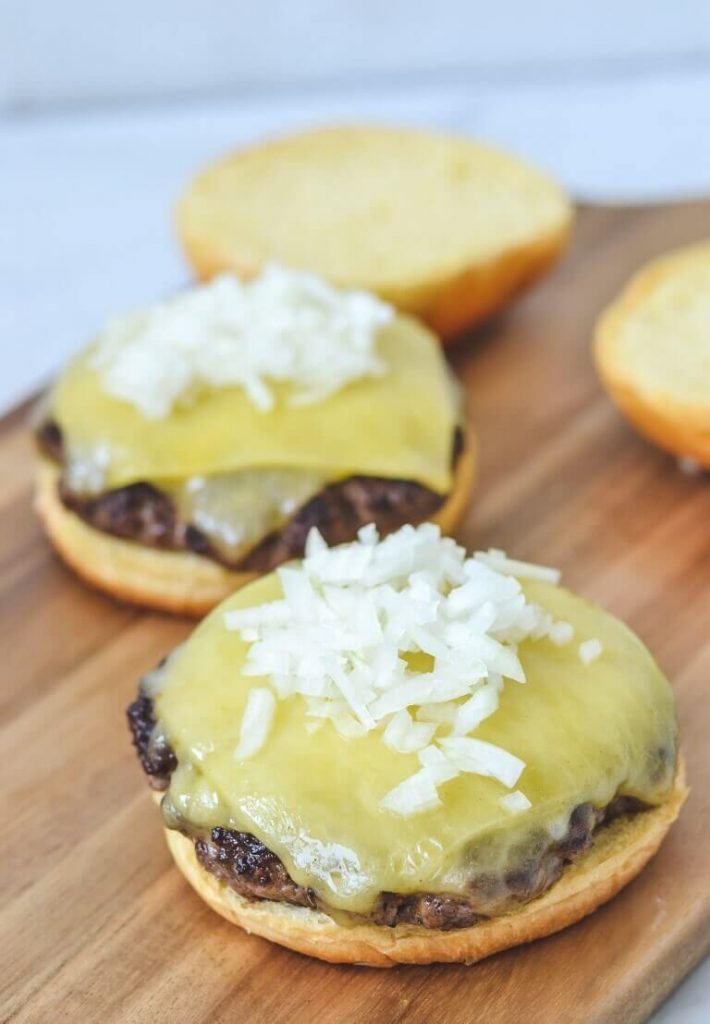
[34,266,473,614]
[128,524,685,965]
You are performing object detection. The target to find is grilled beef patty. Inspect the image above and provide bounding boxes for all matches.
[38,419,459,573]
[126,692,177,788]
[127,690,649,931]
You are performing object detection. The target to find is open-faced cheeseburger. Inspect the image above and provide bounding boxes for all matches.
[34,266,473,614]
[128,524,685,966]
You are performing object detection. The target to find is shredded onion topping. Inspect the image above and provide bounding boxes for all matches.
[92,264,392,417]
[225,524,575,816]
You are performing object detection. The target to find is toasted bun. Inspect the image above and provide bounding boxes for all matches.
[162,760,686,966]
[595,242,710,467]
[34,461,252,616]
[34,434,475,616]
[176,125,572,343]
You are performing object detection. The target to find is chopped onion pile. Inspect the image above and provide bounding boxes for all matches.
[225,524,578,817]
[92,264,392,418]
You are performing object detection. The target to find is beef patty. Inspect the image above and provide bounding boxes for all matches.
[127,689,649,931]
[37,419,461,574]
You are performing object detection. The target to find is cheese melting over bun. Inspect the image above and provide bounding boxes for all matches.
[152,528,677,915]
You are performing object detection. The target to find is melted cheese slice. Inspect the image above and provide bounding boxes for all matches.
[50,315,456,493]
[155,576,677,915]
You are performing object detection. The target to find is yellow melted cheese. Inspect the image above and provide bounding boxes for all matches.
[49,315,456,494]
[168,469,326,562]
[154,576,677,915]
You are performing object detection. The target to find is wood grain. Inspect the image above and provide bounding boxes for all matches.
[2,203,709,1024]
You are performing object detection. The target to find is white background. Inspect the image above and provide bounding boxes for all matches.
[4,1,710,412]
[3,1,710,112]
[1,5,709,1014]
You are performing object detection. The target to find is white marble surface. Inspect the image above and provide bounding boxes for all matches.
[2,62,708,1023]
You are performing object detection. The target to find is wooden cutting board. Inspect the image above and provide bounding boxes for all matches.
[1,202,709,1024]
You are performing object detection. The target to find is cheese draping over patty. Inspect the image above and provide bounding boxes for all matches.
[151,550,677,915]
[50,313,457,494]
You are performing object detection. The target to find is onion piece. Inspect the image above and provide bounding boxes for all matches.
[498,790,532,814]
[418,745,461,784]
[382,710,437,753]
[233,687,276,761]
[415,702,459,725]
[380,768,442,816]
[579,638,603,665]
[369,675,472,718]
[438,737,525,788]
[453,685,499,735]
[333,713,367,739]
[475,549,561,584]
[548,620,575,645]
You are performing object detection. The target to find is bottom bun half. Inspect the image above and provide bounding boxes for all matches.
[163,760,686,966]
[34,436,476,617]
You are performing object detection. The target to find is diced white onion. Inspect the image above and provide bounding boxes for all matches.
[92,265,392,417]
[453,685,499,735]
[579,638,603,665]
[415,702,459,725]
[233,687,276,761]
[224,526,574,815]
[438,737,525,788]
[548,620,575,645]
[475,549,561,584]
[383,710,437,753]
[369,676,472,719]
[498,790,532,814]
[380,769,442,816]
[333,713,367,739]
[418,745,460,784]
